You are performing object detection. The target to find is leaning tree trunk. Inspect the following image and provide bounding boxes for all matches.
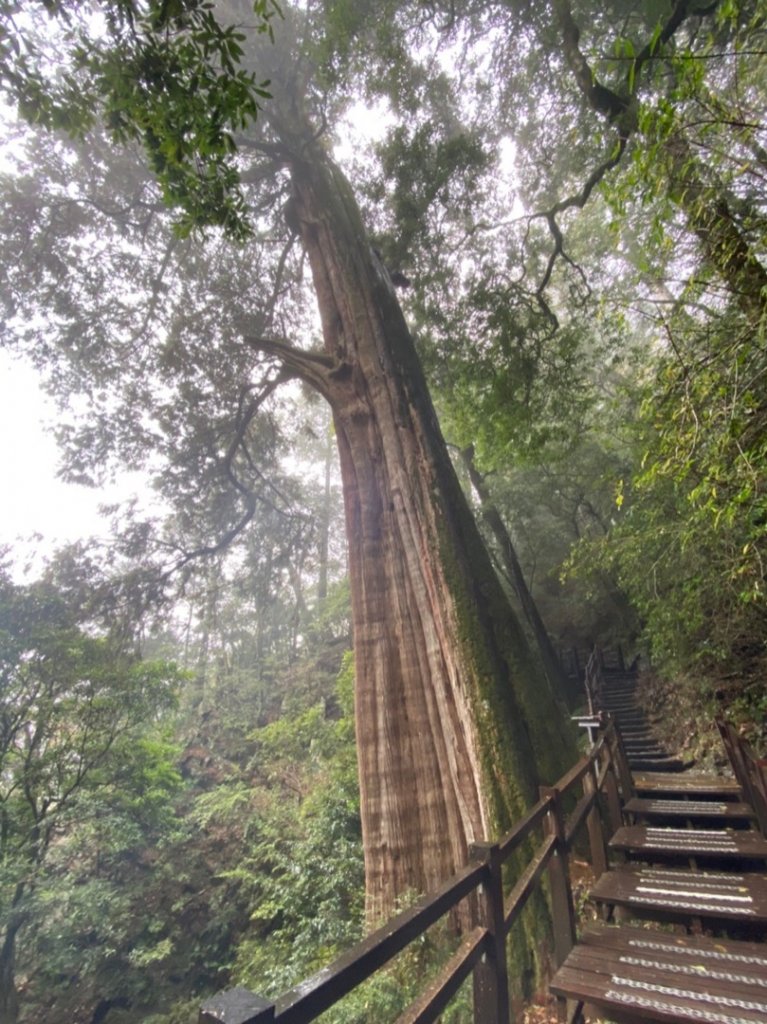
[460,446,571,707]
[664,134,767,325]
[250,110,577,927]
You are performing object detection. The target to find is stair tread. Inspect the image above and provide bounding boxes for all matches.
[610,824,767,859]
[551,923,767,1024]
[591,863,767,922]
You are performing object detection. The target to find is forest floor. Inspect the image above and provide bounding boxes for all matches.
[638,656,767,760]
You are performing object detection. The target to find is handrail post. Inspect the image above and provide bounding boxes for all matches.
[604,718,635,803]
[199,987,276,1023]
[469,841,510,1024]
[540,787,576,969]
[601,727,625,834]
[584,759,608,878]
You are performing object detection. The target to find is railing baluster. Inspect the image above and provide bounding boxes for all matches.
[540,787,576,970]
[601,733,624,835]
[583,760,608,878]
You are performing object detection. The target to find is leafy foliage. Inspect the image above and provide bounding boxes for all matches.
[1,0,280,237]
[0,566,182,1021]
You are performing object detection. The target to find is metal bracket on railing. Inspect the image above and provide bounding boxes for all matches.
[571,714,602,748]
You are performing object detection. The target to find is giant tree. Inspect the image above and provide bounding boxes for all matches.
[0,1,577,933]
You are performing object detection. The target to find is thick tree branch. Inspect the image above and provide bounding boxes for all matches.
[554,0,630,123]
[632,1,707,88]
[243,335,344,398]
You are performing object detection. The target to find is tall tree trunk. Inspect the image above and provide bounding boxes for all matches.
[664,134,767,324]
[0,932,19,1024]
[251,110,578,927]
[317,425,333,602]
[461,447,571,706]
[0,895,23,1024]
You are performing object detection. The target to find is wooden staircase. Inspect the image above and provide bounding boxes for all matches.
[198,653,767,1024]
[550,669,767,1024]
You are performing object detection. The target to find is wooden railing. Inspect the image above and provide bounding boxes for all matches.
[200,720,627,1024]
[717,717,767,835]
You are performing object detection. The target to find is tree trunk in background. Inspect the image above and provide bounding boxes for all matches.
[554,0,767,326]
[461,446,571,707]
[317,425,333,602]
[251,108,578,930]
[0,915,21,1024]
[664,134,767,325]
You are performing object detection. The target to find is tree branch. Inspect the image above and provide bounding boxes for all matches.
[536,0,712,307]
[243,335,341,397]
[160,372,292,579]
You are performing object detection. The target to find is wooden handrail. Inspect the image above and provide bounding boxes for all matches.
[200,718,622,1024]
[276,860,487,1024]
[716,718,767,835]
[394,927,488,1024]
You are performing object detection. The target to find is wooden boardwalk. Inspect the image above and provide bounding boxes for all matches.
[551,661,767,1024]
[200,651,767,1024]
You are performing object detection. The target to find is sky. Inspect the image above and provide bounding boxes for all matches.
[0,353,138,577]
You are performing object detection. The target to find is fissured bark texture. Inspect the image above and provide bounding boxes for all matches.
[257,126,577,925]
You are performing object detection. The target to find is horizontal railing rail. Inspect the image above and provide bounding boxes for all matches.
[200,718,626,1024]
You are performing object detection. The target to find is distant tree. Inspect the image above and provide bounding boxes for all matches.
[0,567,180,1024]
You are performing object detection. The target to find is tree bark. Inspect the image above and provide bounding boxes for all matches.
[317,425,333,603]
[0,895,23,1024]
[664,134,767,324]
[250,108,578,927]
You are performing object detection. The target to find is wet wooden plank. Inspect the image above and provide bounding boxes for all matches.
[591,864,767,923]
[633,772,742,798]
[625,797,756,822]
[609,825,767,861]
[551,924,767,1024]
[580,923,767,959]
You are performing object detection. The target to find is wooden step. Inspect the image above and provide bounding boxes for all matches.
[609,824,767,862]
[627,757,687,772]
[623,746,678,756]
[625,796,756,823]
[633,771,742,799]
[550,923,767,1024]
[590,864,767,925]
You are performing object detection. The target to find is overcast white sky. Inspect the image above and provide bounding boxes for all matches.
[0,353,130,576]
